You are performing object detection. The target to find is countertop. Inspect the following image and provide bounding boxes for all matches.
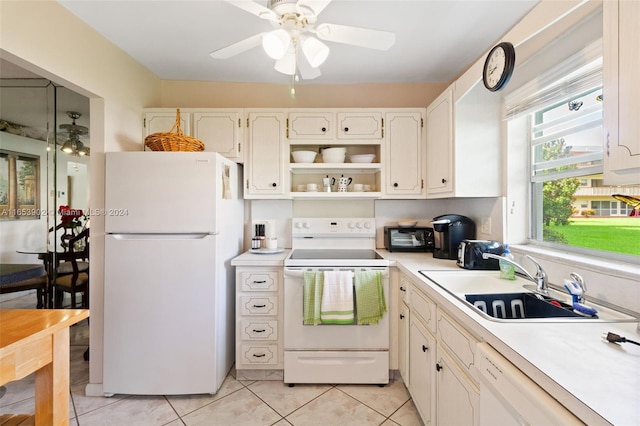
[231,249,640,424]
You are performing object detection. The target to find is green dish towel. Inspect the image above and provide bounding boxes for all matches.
[355,270,387,325]
[303,271,323,325]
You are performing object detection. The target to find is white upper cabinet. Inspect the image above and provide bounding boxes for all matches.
[426,83,501,198]
[143,110,191,139]
[288,111,334,140]
[337,112,384,139]
[383,111,426,198]
[603,0,640,185]
[245,111,288,199]
[192,110,243,162]
[426,89,454,196]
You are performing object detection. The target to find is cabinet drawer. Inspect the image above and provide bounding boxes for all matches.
[240,320,278,340]
[240,296,278,316]
[411,287,437,334]
[240,344,278,365]
[240,271,279,292]
[437,310,478,383]
[399,276,411,304]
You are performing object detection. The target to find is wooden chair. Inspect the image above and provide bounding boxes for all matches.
[52,228,89,308]
[0,270,47,309]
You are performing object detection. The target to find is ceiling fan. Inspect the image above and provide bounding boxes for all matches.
[58,111,90,157]
[210,0,396,80]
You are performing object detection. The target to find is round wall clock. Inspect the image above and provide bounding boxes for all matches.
[482,42,516,92]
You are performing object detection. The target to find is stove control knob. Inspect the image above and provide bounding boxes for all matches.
[295,222,303,229]
[364,222,372,229]
[356,222,363,229]
[348,222,356,229]
[303,222,311,229]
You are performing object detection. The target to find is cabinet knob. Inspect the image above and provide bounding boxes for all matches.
[441,178,447,184]
[400,314,405,319]
[344,127,349,132]
[393,183,399,188]
[272,182,277,187]
[321,127,327,132]
[436,363,443,371]
[422,345,428,352]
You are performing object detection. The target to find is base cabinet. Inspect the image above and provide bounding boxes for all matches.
[402,272,479,425]
[235,267,283,377]
[398,302,410,386]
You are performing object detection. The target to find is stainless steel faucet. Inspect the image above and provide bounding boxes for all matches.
[482,253,549,296]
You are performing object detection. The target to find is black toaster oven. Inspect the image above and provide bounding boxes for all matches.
[384,227,434,252]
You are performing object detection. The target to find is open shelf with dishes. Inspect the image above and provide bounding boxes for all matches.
[289,143,382,198]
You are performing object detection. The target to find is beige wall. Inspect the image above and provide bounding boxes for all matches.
[160,81,447,108]
[1,0,163,393]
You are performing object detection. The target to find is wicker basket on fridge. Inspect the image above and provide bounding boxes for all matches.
[144,109,205,152]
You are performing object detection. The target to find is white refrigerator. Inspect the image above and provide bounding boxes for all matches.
[103,152,243,395]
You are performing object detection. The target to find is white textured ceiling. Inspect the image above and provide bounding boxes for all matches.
[57,0,539,85]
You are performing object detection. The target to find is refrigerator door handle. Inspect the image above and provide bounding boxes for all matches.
[109,233,217,240]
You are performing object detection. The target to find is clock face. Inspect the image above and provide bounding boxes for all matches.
[483,42,515,92]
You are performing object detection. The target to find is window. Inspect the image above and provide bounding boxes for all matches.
[506,45,639,258]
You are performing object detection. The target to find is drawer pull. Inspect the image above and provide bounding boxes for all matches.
[253,329,266,333]
[253,280,266,284]
[253,353,266,358]
[253,304,266,308]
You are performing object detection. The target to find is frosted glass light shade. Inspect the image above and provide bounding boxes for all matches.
[61,141,74,153]
[301,36,329,68]
[262,29,291,60]
[274,50,296,75]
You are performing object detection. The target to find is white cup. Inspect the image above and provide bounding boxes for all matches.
[306,183,318,191]
[364,184,372,192]
[353,183,364,192]
[296,184,306,192]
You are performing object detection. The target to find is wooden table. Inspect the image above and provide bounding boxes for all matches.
[0,309,89,425]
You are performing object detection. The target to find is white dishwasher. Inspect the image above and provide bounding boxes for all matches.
[476,343,582,425]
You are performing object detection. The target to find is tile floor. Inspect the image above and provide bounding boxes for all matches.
[0,293,423,425]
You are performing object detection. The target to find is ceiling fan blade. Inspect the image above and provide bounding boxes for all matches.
[210,33,264,59]
[223,0,278,21]
[297,0,332,16]
[315,23,395,51]
[297,50,322,80]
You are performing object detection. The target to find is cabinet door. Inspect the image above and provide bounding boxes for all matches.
[383,111,425,198]
[426,89,453,196]
[246,112,287,198]
[288,112,334,140]
[337,112,383,139]
[603,0,640,184]
[143,111,190,139]
[192,111,243,162]
[398,302,410,386]
[436,348,479,426]
[409,317,436,425]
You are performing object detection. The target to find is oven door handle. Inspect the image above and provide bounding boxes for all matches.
[284,268,389,278]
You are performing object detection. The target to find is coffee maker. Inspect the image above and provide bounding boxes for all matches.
[431,214,476,259]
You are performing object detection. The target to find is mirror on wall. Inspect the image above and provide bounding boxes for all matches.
[0,59,90,303]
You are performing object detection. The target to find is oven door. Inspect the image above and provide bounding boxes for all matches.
[283,267,390,351]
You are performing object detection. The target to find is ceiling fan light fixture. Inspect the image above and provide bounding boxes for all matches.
[274,49,297,75]
[301,35,329,68]
[61,140,75,154]
[262,29,291,60]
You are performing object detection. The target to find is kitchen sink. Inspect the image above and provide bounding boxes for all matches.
[418,270,640,323]
[464,292,588,320]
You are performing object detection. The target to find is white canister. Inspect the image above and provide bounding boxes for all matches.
[266,238,278,249]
